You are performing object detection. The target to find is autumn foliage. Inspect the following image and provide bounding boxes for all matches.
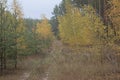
[36,17,53,39]
[58,3,105,46]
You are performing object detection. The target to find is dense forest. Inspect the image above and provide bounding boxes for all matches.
[0,0,120,80]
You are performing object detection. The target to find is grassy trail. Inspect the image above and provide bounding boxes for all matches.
[0,40,120,80]
[0,55,47,80]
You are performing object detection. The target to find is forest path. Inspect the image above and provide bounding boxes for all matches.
[0,40,120,80]
[18,54,49,80]
[0,40,62,80]
[20,40,64,80]
[0,55,48,80]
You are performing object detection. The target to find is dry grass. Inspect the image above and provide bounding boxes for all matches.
[0,40,120,80]
[46,42,120,80]
[0,54,48,80]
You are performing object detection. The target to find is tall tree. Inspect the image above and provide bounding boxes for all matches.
[0,0,7,72]
[12,0,24,68]
[50,0,66,37]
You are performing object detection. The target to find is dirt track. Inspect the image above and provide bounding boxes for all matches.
[0,55,48,80]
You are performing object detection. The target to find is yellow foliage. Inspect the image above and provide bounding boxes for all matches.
[36,17,53,39]
[107,0,120,35]
[58,3,105,46]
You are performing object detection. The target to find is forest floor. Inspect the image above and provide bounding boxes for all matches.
[0,54,48,80]
[0,40,120,80]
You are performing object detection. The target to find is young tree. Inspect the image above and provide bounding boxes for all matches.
[24,18,39,55]
[50,0,66,37]
[36,17,54,53]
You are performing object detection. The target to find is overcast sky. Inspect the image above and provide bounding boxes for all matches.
[8,0,62,19]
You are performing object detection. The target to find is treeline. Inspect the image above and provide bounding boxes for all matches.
[50,0,120,45]
[0,0,24,73]
[0,0,53,74]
